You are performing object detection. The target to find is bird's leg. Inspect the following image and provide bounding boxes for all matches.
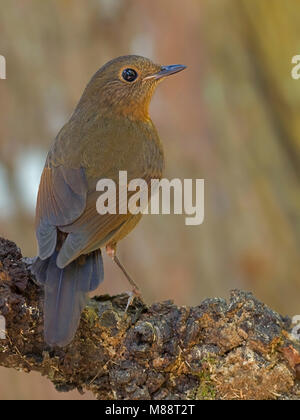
[106,244,142,312]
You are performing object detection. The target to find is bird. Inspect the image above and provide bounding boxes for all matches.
[31,55,186,347]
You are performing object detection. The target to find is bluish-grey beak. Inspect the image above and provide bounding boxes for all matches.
[144,64,187,80]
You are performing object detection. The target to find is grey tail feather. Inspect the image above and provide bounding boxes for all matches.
[31,249,104,347]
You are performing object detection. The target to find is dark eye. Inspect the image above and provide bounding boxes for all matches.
[122,68,138,82]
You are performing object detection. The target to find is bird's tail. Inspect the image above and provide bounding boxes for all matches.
[31,249,104,347]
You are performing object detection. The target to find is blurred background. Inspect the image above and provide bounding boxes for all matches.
[0,0,300,399]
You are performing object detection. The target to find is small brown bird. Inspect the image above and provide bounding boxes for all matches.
[31,55,186,347]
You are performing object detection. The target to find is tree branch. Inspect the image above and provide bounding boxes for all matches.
[0,236,299,400]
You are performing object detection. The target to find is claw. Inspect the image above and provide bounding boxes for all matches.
[124,287,142,313]
[125,291,135,313]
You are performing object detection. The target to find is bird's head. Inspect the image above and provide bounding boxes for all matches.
[78,55,186,122]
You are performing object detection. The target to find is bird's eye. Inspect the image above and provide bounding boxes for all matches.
[122,68,138,82]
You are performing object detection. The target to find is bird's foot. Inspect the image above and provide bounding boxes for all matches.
[106,245,140,291]
[106,245,144,312]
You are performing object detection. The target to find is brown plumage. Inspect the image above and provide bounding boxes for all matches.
[31,55,186,347]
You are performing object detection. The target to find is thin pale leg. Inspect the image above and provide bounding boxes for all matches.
[106,244,142,311]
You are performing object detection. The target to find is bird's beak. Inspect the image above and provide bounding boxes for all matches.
[144,64,187,81]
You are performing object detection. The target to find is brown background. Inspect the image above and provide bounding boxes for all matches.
[0,0,300,399]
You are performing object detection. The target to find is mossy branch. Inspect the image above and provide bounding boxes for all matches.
[0,237,299,400]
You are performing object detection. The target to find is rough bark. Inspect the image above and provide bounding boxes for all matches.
[0,236,299,400]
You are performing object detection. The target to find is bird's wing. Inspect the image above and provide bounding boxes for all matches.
[35,165,87,260]
[37,161,150,268]
[56,178,150,268]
